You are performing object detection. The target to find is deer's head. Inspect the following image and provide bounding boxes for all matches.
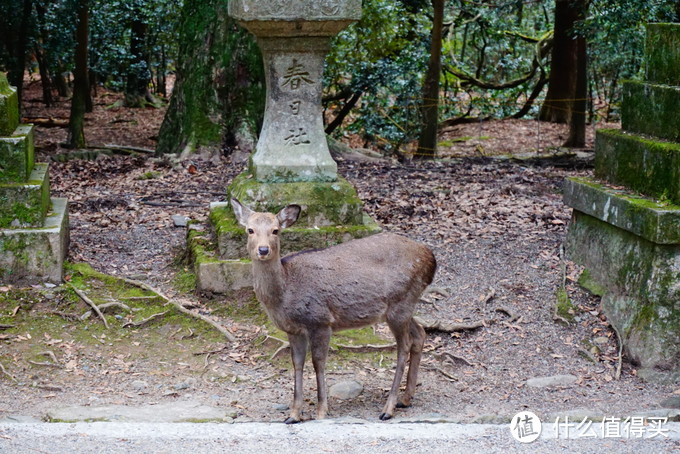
[231,198,301,261]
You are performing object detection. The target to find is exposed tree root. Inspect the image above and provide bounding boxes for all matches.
[67,283,109,329]
[121,278,237,342]
[123,311,168,328]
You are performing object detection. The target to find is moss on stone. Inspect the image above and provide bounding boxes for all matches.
[577,269,608,297]
[645,23,680,86]
[621,81,680,143]
[0,163,51,228]
[563,177,680,244]
[594,129,680,204]
[0,73,19,136]
[227,171,366,227]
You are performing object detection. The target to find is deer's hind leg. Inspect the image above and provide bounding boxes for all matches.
[397,317,425,409]
[310,326,332,420]
[380,310,413,421]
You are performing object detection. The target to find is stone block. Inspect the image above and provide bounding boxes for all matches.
[0,124,35,183]
[563,177,680,244]
[189,201,382,293]
[227,172,367,226]
[594,129,680,204]
[0,162,51,228]
[566,210,680,383]
[0,197,69,284]
[210,201,381,260]
[229,0,361,37]
[645,23,680,86]
[621,81,680,143]
[0,74,19,136]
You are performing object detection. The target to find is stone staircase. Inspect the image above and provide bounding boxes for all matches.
[0,73,68,284]
[563,24,680,383]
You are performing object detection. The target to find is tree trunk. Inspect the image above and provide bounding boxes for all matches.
[156,0,265,156]
[125,3,152,108]
[4,0,33,113]
[538,0,579,123]
[415,0,444,160]
[34,1,54,106]
[67,0,89,149]
[564,1,587,147]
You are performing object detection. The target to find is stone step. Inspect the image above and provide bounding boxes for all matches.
[0,197,69,284]
[594,129,680,204]
[0,74,19,136]
[563,177,680,244]
[645,23,680,86]
[0,162,51,228]
[0,124,35,183]
[622,81,680,143]
[189,202,382,293]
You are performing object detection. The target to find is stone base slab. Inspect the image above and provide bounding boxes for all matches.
[563,177,680,244]
[0,197,69,284]
[565,209,679,384]
[189,202,382,293]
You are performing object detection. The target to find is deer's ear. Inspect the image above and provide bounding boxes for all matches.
[277,204,301,229]
[231,198,253,227]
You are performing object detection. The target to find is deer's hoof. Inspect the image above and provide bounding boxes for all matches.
[284,417,301,424]
[379,412,393,421]
[396,402,411,409]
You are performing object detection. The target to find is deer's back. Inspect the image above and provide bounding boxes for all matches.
[279,233,436,330]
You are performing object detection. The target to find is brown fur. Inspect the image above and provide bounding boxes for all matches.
[231,199,436,423]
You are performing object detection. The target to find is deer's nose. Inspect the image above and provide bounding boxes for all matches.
[258,246,270,257]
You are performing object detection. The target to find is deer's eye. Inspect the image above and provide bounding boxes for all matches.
[272,229,279,235]
[247,228,254,235]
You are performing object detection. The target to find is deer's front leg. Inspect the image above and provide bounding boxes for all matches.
[310,326,332,420]
[285,333,308,424]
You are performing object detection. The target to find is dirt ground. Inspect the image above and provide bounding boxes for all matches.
[0,81,677,424]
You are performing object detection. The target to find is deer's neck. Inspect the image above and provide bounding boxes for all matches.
[252,259,286,308]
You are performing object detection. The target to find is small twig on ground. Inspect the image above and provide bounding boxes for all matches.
[121,278,237,342]
[123,311,168,328]
[28,360,63,368]
[414,316,488,333]
[193,345,229,356]
[480,288,496,304]
[261,335,290,361]
[495,306,519,323]
[103,143,155,154]
[67,283,109,329]
[37,384,64,392]
[434,351,474,367]
[0,362,17,382]
[81,301,131,319]
[334,343,397,352]
[48,311,80,321]
[0,324,14,330]
[38,351,59,364]
[425,366,458,382]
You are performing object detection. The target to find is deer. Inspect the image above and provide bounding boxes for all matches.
[231,198,437,423]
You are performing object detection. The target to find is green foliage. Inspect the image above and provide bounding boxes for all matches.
[584,0,679,119]
[325,0,430,153]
